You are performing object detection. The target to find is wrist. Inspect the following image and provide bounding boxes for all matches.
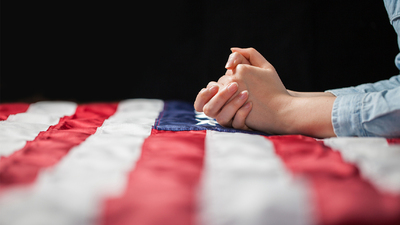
[263,94,299,135]
[284,96,336,138]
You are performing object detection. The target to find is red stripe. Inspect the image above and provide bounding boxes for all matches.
[103,130,206,225]
[387,138,400,145]
[0,103,30,121]
[266,135,400,225]
[0,103,118,192]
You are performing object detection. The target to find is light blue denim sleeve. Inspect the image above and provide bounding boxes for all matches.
[331,87,400,137]
[327,0,400,137]
[326,75,400,96]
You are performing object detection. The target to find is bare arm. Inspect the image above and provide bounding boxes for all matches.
[284,96,336,138]
[194,48,337,138]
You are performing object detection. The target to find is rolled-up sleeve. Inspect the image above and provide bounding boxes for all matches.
[326,1,400,137]
[326,75,400,96]
[331,86,400,137]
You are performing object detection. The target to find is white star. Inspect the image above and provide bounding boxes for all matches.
[195,111,219,126]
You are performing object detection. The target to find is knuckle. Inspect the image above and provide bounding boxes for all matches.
[203,104,210,116]
[194,93,204,111]
[196,89,208,99]
[231,119,243,129]
[207,81,217,88]
[219,75,235,86]
[231,52,241,59]
[265,66,276,73]
[236,64,246,73]
[235,66,249,79]
[246,47,257,55]
[194,102,201,112]
[217,76,227,84]
[194,99,205,112]
[216,114,230,127]
[203,104,215,118]
[221,86,235,97]
[232,108,248,129]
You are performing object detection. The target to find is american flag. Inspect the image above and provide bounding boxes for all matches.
[1,99,400,225]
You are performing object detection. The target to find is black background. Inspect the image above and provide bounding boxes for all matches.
[2,0,399,103]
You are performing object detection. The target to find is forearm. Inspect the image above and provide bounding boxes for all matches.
[244,94,336,138]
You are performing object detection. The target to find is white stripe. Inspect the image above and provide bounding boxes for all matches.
[0,101,77,157]
[198,131,313,225]
[0,99,164,225]
[324,137,400,194]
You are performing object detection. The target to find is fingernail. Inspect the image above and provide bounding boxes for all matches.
[244,102,252,109]
[239,90,248,100]
[225,54,234,68]
[227,82,238,92]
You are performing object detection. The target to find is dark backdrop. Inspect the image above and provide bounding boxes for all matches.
[2,0,399,103]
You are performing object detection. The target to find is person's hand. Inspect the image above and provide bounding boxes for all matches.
[227,48,335,99]
[225,50,251,74]
[195,47,288,132]
[195,47,336,137]
[196,47,336,137]
[217,48,294,135]
[194,47,280,130]
[194,49,253,130]
[194,80,253,130]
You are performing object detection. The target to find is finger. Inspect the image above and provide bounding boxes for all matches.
[225,69,233,76]
[203,82,238,118]
[217,75,233,87]
[215,90,249,127]
[194,84,219,112]
[232,102,252,130]
[225,52,251,70]
[206,81,219,88]
[230,47,271,69]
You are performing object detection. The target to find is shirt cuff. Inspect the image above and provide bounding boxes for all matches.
[325,87,358,96]
[331,94,367,137]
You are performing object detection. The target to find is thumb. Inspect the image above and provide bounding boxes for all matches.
[230,47,271,69]
[225,52,251,69]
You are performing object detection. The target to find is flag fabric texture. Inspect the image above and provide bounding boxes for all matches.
[0,99,400,225]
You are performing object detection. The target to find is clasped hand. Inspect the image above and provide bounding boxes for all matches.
[194,47,336,138]
[194,47,293,135]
